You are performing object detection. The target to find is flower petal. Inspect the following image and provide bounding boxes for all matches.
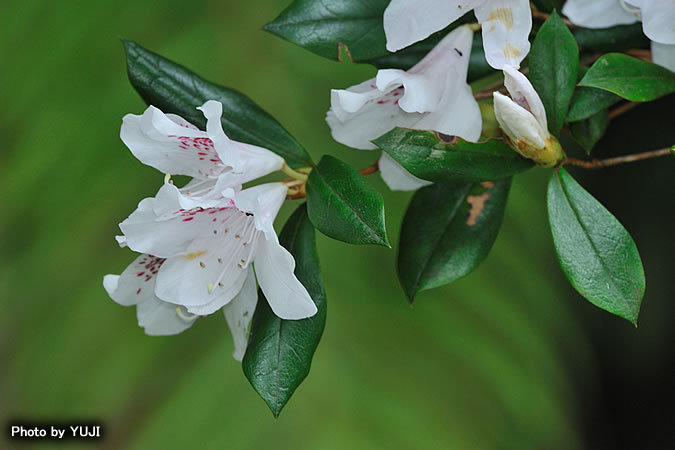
[254,235,317,320]
[475,0,532,69]
[640,0,675,45]
[377,26,475,114]
[198,100,284,179]
[120,105,224,178]
[327,26,478,150]
[223,266,258,361]
[327,83,421,150]
[651,41,675,72]
[136,298,197,336]
[378,152,433,191]
[502,65,548,131]
[121,183,236,258]
[154,222,255,312]
[493,91,547,149]
[104,255,195,336]
[383,0,481,52]
[233,182,288,236]
[562,0,637,29]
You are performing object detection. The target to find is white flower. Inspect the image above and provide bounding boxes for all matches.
[493,65,565,167]
[327,25,481,190]
[117,181,317,320]
[120,100,285,197]
[563,0,675,72]
[103,251,257,360]
[384,0,532,69]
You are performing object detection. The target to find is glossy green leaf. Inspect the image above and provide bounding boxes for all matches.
[122,40,312,168]
[574,23,648,52]
[569,109,609,154]
[398,179,511,301]
[547,168,645,324]
[578,53,675,102]
[263,0,390,61]
[306,155,389,246]
[242,204,327,417]
[374,128,533,184]
[528,11,579,137]
[567,86,620,122]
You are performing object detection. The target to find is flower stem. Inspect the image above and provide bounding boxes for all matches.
[564,147,672,169]
[281,162,309,181]
[360,160,379,176]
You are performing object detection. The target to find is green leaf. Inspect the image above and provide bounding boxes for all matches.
[528,10,579,137]
[578,53,675,102]
[566,86,620,122]
[373,128,533,184]
[569,109,610,154]
[265,2,493,81]
[263,0,389,61]
[398,179,511,301]
[122,40,312,168]
[242,204,327,418]
[306,155,389,246]
[574,23,648,52]
[547,168,645,324]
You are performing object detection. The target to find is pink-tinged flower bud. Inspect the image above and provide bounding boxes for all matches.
[493,66,566,168]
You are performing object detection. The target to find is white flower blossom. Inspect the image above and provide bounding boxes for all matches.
[106,101,317,359]
[563,0,675,72]
[493,65,565,167]
[120,100,286,198]
[384,0,532,69]
[327,25,481,190]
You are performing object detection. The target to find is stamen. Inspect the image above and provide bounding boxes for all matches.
[175,307,199,322]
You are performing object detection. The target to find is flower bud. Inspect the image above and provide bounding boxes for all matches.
[493,66,566,168]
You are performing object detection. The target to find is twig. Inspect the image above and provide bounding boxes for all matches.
[532,10,575,27]
[625,49,652,61]
[360,160,379,175]
[565,147,672,169]
[608,102,640,120]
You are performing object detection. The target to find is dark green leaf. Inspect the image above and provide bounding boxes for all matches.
[528,10,579,137]
[547,168,645,324]
[574,23,648,52]
[243,204,327,417]
[263,0,390,61]
[578,53,675,102]
[122,40,312,168]
[567,86,620,122]
[373,128,533,184]
[398,179,510,301]
[569,109,610,154]
[306,155,389,246]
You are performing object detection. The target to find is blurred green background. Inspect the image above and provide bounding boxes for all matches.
[1,1,673,449]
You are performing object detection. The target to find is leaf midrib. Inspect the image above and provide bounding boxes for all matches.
[314,168,386,245]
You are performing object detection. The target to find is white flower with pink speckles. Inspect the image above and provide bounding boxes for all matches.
[105,181,317,358]
[120,100,285,198]
[326,25,481,191]
[106,101,317,359]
